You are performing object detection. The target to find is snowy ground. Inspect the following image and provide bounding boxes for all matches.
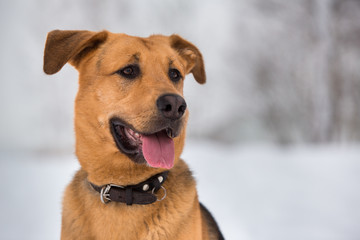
[0,141,360,240]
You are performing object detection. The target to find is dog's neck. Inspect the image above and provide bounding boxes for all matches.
[88,171,169,205]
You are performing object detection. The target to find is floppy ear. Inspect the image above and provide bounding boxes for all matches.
[43,30,108,75]
[170,35,206,84]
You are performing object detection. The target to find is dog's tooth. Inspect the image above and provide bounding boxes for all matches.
[166,129,173,138]
[134,133,140,138]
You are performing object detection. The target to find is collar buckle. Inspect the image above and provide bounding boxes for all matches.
[100,184,124,204]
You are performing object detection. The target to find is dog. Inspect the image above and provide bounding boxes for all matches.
[43,30,224,240]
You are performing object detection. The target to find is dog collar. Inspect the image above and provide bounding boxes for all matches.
[89,171,169,205]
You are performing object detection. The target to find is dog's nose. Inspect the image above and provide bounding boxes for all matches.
[157,94,187,120]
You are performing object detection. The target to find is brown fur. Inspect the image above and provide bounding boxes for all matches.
[43,30,222,240]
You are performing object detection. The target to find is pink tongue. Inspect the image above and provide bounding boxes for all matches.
[141,131,175,169]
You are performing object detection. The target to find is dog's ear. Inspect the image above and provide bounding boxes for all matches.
[43,30,108,75]
[170,35,206,84]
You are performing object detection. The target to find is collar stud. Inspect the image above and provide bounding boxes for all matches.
[142,184,150,191]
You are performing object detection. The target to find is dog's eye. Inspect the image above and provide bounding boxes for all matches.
[168,68,182,82]
[117,65,140,79]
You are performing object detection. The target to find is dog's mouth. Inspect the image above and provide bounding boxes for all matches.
[110,118,177,169]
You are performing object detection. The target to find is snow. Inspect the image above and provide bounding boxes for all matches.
[1,142,359,240]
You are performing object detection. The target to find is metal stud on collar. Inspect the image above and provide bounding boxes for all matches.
[142,184,150,191]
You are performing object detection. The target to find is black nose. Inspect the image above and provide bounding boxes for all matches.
[157,94,187,120]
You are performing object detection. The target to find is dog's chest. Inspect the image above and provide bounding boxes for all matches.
[92,204,175,240]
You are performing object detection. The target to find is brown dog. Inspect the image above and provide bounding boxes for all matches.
[43,30,223,240]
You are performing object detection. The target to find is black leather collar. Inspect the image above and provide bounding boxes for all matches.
[89,171,169,205]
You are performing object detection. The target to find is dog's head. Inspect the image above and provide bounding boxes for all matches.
[43,30,205,183]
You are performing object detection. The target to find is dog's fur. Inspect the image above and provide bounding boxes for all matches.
[43,30,223,240]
